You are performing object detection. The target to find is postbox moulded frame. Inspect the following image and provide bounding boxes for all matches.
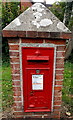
[20,43,56,112]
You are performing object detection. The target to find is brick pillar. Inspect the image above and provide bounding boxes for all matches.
[7,37,66,119]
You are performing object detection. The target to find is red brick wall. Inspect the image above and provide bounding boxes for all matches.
[8,38,66,119]
[20,0,32,10]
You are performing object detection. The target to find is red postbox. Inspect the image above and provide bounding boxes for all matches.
[22,47,54,112]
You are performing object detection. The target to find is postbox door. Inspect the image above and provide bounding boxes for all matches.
[22,47,54,112]
[26,68,51,111]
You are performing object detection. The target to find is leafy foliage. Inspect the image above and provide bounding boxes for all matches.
[2,2,22,63]
[49,2,73,30]
[68,49,73,63]
[64,2,73,29]
[2,38,9,63]
[2,2,21,29]
[49,2,66,22]
[68,16,73,30]
[0,2,2,18]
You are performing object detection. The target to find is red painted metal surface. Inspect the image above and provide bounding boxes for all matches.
[22,47,54,112]
[27,56,49,60]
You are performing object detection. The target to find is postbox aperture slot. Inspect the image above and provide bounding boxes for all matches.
[28,60,48,63]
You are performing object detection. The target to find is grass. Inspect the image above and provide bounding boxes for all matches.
[2,62,13,111]
[2,61,73,113]
[62,61,73,114]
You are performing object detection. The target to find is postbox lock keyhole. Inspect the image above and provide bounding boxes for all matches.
[30,91,34,96]
[36,69,40,74]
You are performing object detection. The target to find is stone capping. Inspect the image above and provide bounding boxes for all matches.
[2,30,72,39]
